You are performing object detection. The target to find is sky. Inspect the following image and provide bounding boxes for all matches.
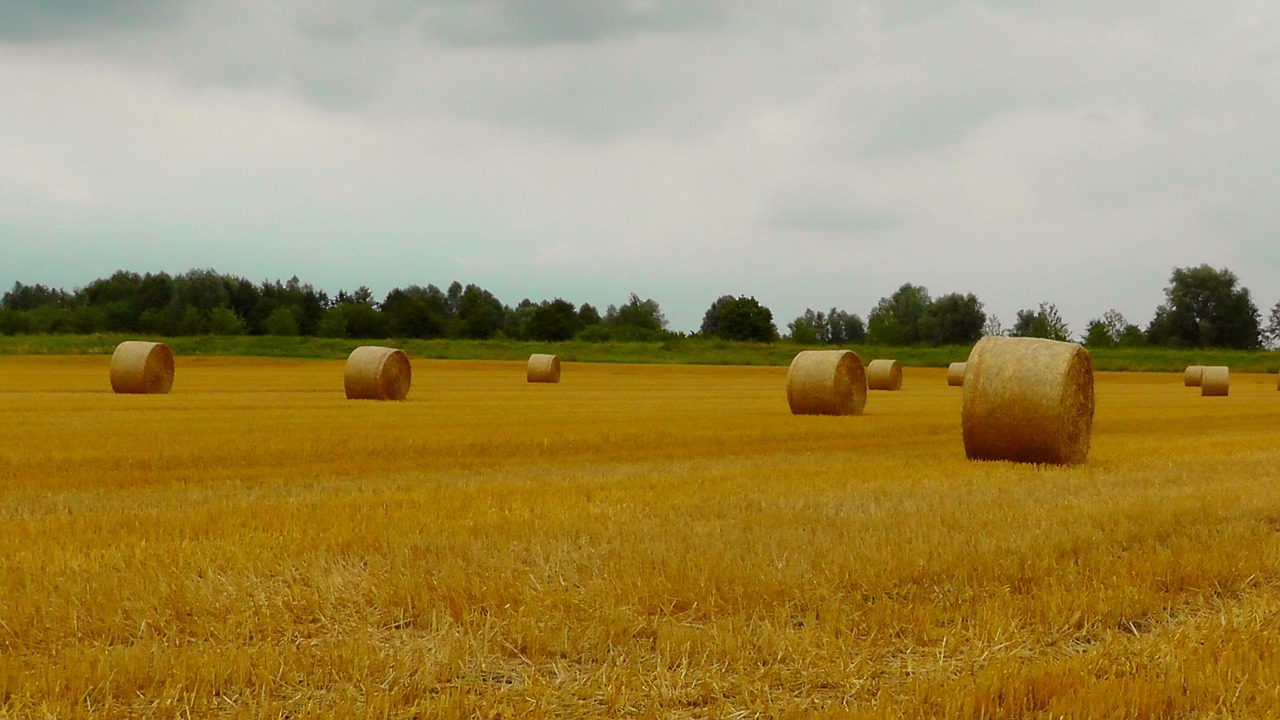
[2,0,1278,335]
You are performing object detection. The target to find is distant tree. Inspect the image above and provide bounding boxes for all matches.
[866,284,931,345]
[208,307,248,336]
[787,315,822,344]
[699,295,733,336]
[177,307,208,335]
[1145,265,1261,349]
[1011,302,1070,342]
[456,284,505,339]
[982,314,1004,337]
[1266,300,1280,349]
[175,269,231,315]
[714,296,777,342]
[607,293,667,332]
[828,309,865,344]
[263,306,300,336]
[528,299,580,341]
[504,299,537,340]
[1083,320,1114,349]
[381,286,448,338]
[920,292,985,346]
[2,282,71,310]
[577,303,601,327]
[1082,309,1130,348]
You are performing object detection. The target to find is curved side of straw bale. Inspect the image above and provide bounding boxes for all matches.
[344,346,411,400]
[866,359,903,391]
[527,353,561,383]
[109,341,175,394]
[786,349,866,416]
[947,362,966,387]
[961,336,1094,465]
[1200,366,1229,397]
[1183,365,1204,387]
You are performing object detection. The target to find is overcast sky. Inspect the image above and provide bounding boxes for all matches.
[2,1,1278,334]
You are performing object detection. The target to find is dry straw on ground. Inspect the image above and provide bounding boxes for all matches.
[1184,365,1204,387]
[527,354,561,383]
[786,349,866,416]
[344,346,411,400]
[109,341,175,394]
[961,336,1094,465]
[947,362,966,387]
[867,359,903,391]
[1201,366,1229,397]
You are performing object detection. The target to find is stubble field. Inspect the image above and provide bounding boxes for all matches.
[2,355,1280,718]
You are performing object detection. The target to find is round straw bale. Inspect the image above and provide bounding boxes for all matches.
[1200,366,1229,397]
[344,346,411,400]
[109,341,175,394]
[786,349,866,416]
[961,336,1094,465]
[947,362,966,387]
[527,353,561,383]
[1183,365,1204,387]
[866,359,903,391]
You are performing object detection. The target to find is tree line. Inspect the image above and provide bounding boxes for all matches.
[1,265,1277,349]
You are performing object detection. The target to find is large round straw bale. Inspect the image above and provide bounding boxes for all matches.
[866,359,903,391]
[1183,365,1204,387]
[344,346,411,400]
[110,341,175,394]
[961,336,1094,465]
[1200,366,1229,397]
[947,362,966,387]
[786,350,866,416]
[527,353,561,383]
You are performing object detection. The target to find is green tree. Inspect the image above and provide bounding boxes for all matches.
[577,303,601,327]
[699,295,733,337]
[1145,265,1261,349]
[456,284,505,339]
[381,286,448,338]
[1011,302,1070,342]
[866,284,930,345]
[607,293,667,332]
[1264,300,1280,349]
[177,307,208,335]
[263,306,300,336]
[714,296,776,342]
[919,293,985,346]
[208,307,248,335]
[527,299,580,341]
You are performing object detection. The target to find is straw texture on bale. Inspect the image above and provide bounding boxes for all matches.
[867,359,903,391]
[1184,365,1204,387]
[961,336,1094,465]
[1200,366,1229,397]
[109,341,175,394]
[527,354,561,383]
[786,350,866,416]
[344,346,411,400]
[947,362,966,387]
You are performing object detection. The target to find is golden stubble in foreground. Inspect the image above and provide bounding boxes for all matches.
[2,356,1280,718]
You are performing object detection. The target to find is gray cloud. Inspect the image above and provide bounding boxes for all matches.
[2,0,1279,334]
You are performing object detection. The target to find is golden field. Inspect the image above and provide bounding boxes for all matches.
[2,355,1280,719]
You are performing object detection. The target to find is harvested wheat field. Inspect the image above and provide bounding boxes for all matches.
[4,355,1280,718]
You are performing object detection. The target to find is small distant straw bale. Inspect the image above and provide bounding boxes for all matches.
[110,341,175,394]
[527,354,561,383]
[1200,366,1229,397]
[867,359,903,391]
[961,336,1094,465]
[947,362,966,387]
[786,350,866,416]
[1184,365,1204,387]
[344,346,411,400]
